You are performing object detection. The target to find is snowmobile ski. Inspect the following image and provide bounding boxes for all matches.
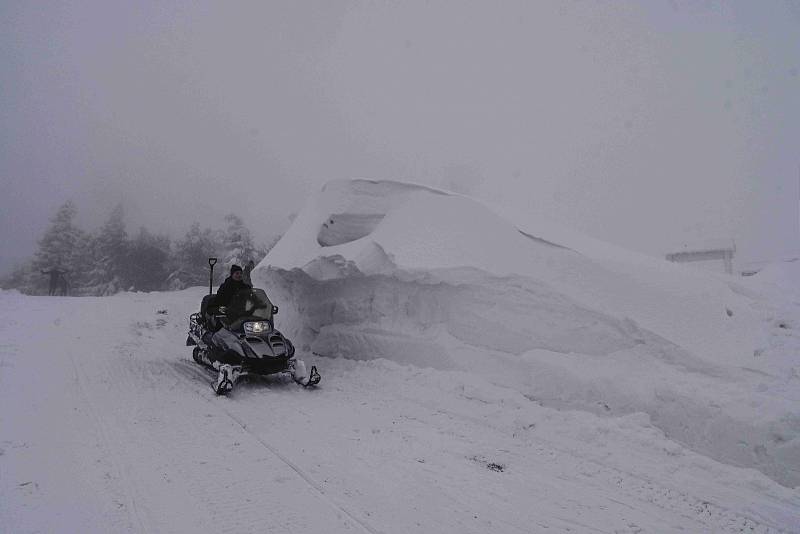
[292,364,321,387]
[305,365,321,387]
[212,364,238,395]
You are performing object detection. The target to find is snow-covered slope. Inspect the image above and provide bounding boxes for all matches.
[746,259,800,300]
[257,179,800,488]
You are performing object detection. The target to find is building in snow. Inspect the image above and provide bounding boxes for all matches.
[665,239,736,275]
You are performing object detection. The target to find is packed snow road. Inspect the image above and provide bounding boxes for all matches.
[1,289,798,533]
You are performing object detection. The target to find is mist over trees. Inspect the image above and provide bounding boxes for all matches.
[1,202,276,296]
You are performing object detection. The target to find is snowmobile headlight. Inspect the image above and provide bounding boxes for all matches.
[244,321,269,335]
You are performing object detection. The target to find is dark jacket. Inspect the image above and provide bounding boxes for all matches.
[215,276,251,308]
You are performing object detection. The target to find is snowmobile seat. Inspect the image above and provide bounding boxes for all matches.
[200,294,217,318]
[200,294,227,331]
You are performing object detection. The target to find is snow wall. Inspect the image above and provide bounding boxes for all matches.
[254,179,800,487]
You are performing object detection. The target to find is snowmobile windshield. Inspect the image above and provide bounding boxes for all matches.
[226,288,273,322]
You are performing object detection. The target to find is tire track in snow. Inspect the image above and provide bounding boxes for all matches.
[55,309,356,534]
[168,359,384,534]
[104,330,360,533]
[176,360,766,532]
[64,342,151,533]
[408,392,794,534]
[178,350,796,533]
[122,301,799,533]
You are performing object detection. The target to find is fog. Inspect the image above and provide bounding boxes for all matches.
[2,1,799,275]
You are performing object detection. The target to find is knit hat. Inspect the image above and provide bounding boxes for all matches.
[230,264,243,274]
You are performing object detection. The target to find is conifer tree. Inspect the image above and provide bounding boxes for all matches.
[126,228,171,292]
[168,223,222,290]
[86,204,129,295]
[67,231,96,295]
[31,201,86,294]
[4,202,272,295]
[33,201,83,270]
[221,214,257,269]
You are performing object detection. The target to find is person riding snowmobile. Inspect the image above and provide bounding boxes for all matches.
[187,258,320,394]
[204,264,252,360]
[215,264,250,309]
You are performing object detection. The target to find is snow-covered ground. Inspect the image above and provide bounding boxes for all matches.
[2,180,799,532]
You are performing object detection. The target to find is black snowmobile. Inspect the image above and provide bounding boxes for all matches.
[186,258,320,395]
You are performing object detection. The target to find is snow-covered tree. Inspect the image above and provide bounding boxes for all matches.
[68,231,97,295]
[33,201,83,270]
[29,201,87,294]
[5,203,270,295]
[0,261,38,293]
[126,228,171,292]
[85,204,129,295]
[221,214,257,269]
[167,223,222,290]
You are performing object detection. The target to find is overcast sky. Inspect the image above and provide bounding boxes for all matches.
[2,0,799,274]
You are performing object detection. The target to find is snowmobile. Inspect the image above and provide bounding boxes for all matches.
[186,258,320,395]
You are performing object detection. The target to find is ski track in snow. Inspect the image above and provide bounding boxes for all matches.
[168,361,383,534]
[0,290,798,533]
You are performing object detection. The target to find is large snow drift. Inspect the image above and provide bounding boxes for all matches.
[255,179,800,487]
